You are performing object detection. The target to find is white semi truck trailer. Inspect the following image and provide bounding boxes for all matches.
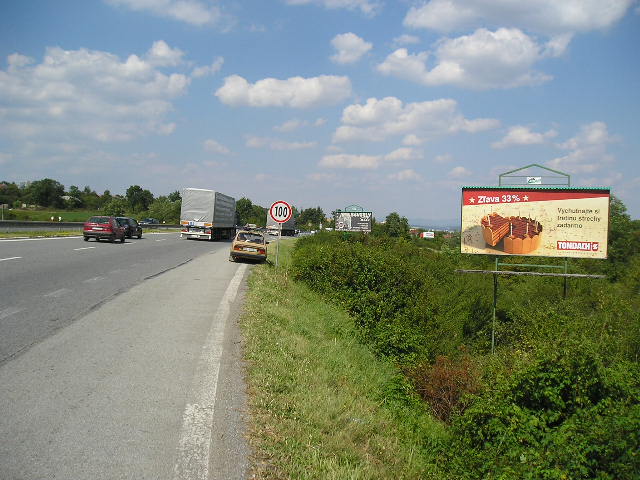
[180,188,236,241]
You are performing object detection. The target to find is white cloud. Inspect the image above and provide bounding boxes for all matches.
[377,28,561,89]
[384,147,422,162]
[203,138,231,154]
[284,0,381,16]
[393,34,421,46]
[402,134,424,146]
[330,33,372,64]
[246,136,317,150]
[320,153,381,169]
[403,0,634,35]
[333,96,498,143]
[215,74,352,108]
[106,0,224,26]
[388,169,423,181]
[435,153,454,163]
[319,147,422,170]
[273,117,326,132]
[448,166,472,178]
[492,125,558,149]
[146,40,185,67]
[547,121,618,173]
[192,56,224,78]
[0,44,189,144]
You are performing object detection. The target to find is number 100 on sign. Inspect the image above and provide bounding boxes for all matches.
[270,200,292,223]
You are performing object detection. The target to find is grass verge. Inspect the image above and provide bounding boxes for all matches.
[0,230,81,238]
[241,239,448,479]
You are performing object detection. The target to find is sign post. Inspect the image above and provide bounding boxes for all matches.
[269,200,293,268]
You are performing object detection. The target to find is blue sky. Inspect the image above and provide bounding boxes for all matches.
[1,0,639,222]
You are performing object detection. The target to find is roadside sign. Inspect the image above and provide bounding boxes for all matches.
[269,200,292,224]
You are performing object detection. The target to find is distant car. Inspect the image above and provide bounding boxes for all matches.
[83,216,126,243]
[116,217,143,239]
[139,218,159,226]
[229,230,267,263]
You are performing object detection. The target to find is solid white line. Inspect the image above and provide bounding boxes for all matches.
[73,246,96,251]
[0,236,82,242]
[155,239,167,242]
[173,264,247,480]
[0,307,23,319]
[0,256,22,262]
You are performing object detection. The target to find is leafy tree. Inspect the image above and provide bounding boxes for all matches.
[65,185,84,208]
[102,198,127,216]
[25,178,65,208]
[81,186,101,210]
[167,190,181,202]
[297,206,325,230]
[0,181,21,206]
[384,212,410,238]
[235,197,267,226]
[147,197,181,223]
[126,185,154,212]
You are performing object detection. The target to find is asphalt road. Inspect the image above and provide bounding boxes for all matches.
[0,233,222,364]
[0,234,251,479]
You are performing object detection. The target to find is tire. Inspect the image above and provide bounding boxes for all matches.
[137,234,142,239]
[120,235,125,243]
[229,255,236,262]
[83,236,89,242]
[109,235,115,243]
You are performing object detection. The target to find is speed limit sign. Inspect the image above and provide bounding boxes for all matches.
[269,200,292,224]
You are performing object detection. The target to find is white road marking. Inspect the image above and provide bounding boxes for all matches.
[155,239,167,242]
[73,246,96,251]
[0,307,23,320]
[83,276,105,283]
[44,288,72,298]
[173,264,247,480]
[0,256,22,262]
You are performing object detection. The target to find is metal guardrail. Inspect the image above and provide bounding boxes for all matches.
[0,220,180,233]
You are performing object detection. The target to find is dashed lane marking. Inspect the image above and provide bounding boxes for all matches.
[43,288,72,298]
[0,256,22,262]
[73,247,96,251]
[0,307,23,320]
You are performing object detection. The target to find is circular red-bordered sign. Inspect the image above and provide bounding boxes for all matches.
[269,200,292,223]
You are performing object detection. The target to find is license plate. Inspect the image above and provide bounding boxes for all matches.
[92,227,103,230]
[189,228,200,233]
[244,247,257,252]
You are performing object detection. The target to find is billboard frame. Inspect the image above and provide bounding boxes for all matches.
[456,165,607,354]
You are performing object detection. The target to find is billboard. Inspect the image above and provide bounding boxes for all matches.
[334,211,372,232]
[461,187,610,258]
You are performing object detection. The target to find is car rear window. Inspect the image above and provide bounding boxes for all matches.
[237,233,264,244]
[88,216,110,223]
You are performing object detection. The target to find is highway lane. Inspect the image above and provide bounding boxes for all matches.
[0,243,250,479]
[0,233,231,364]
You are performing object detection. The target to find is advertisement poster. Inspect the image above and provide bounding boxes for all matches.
[461,187,610,258]
[334,211,372,232]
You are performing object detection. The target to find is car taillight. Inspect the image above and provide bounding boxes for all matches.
[258,248,266,254]
[181,228,188,232]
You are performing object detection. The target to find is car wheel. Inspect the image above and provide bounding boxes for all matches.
[120,235,125,243]
[137,234,142,239]
[96,237,100,242]
[229,255,235,262]
[110,235,115,243]
[83,236,89,242]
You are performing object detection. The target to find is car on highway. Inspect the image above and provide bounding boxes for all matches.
[116,217,143,239]
[229,230,267,263]
[139,218,160,226]
[83,216,126,243]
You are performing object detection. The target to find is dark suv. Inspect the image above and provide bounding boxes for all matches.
[116,217,143,239]
[83,216,126,243]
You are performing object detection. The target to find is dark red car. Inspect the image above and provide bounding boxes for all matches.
[83,216,126,243]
